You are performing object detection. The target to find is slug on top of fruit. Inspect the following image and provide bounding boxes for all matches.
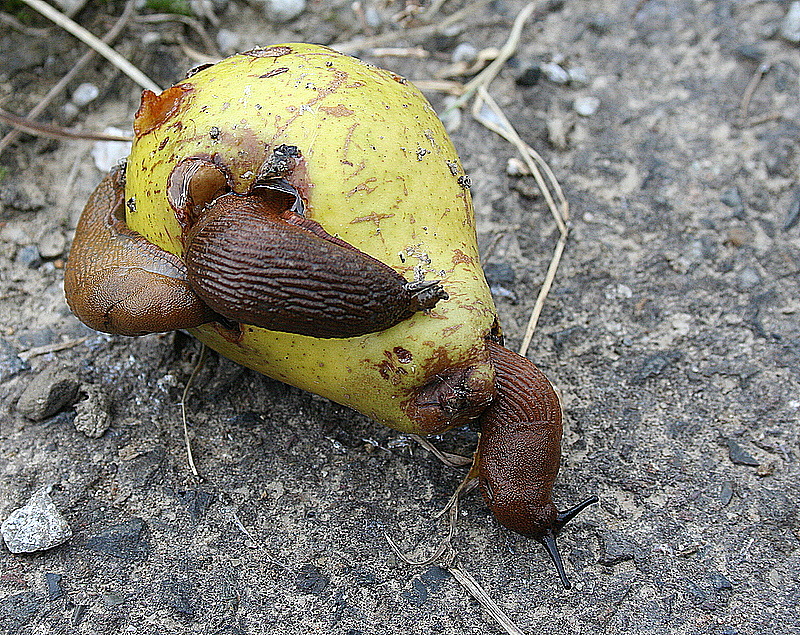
[64,43,596,588]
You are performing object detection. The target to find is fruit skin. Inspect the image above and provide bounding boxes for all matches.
[123,43,498,435]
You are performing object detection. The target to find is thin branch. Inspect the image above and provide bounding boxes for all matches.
[18,337,89,361]
[334,0,493,53]
[20,0,161,93]
[444,1,537,113]
[410,434,472,467]
[0,109,132,142]
[0,0,135,157]
[471,88,569,356]
[447,566,527,635]
[0,11,50,36]
[180,343,208,478]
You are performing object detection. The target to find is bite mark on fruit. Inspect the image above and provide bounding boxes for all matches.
[134,84,194,137]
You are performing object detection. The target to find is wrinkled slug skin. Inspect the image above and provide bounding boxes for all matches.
[124,44,497,433]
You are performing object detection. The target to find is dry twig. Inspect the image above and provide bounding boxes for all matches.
[471,87,569,357]
[180,343,208,478]
[410,434,472,467]
[0,109,132,143]
[20,0,161,93]
[0,0,135,157]
[334,0,493,53]
[18,337,90,361]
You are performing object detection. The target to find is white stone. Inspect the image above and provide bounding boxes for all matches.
[574,95,600,116]
[91,127,132,173]
[1,487,72,553]
[71,82,99,107]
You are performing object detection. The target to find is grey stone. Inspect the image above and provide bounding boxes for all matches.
[780,1,800,43]
[574,95,601,116]
[598,531,638,566]
[70,82,99,107]
[86,518,150,561]
[45,573,64,600]
[259,0,306,23]
[15,245,42,268]
[295,563,329,594]
[16,364,80,421]
[37,226,66,259]
[726,439,759,466]
[0,339,27,383]
[452,42,478,64]
[73,383,112,438]
[541,62,570,84]
[216,28,241,55]
[1,487,72,553]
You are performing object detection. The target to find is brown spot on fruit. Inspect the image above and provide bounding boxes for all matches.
[134,84,194,137]
[320,104,354,117]
[404,360,496,434]
[452,249,474,266]
[394,347,413,364]
[244,45,293,58]
[259,67,289,79]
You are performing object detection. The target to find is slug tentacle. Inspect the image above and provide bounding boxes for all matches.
[183,187,448,339]
[477,340,596,588]
[64,166,218,336]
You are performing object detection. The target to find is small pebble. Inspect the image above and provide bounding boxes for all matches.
[738,266,760,288]
[720,186,744,212]
[515,65,541,86]
[726,439,759,467]
[295,563,329,594]
[452,42,478,64]
[567,66,589,85]
[780,1,800,43]
[45,573,64,600]
[540,62,569,84]
[61,101,79,124]
[439,96,462,133]
[261,0,306,23]
[547,118,569,149]
[574,95,600,116]
[37,227,66,259]
[719,480,734,506]
[73,383,112,438]
[15,245,42,268]
[710,572,733,591]
[506,157,530,176]
[216,29,241,55]
[16,364,80,421]
[1,487,72,553]
[91,127,131,172]
[70,82,99,107]
[364,6,381,28]
[598,531,638,566]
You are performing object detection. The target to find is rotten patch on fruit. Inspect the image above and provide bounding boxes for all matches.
[134,84,194,137]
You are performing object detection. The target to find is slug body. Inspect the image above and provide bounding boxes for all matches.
[64,44,594,586]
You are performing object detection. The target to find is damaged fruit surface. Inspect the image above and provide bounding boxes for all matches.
[124,43,498,434]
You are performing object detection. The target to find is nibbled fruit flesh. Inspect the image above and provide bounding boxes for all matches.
[124,43,498,434]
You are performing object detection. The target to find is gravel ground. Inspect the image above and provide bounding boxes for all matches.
[1,1,798,634]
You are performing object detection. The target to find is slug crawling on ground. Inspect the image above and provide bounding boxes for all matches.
[64,43,596,587]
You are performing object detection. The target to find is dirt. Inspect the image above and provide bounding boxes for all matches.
[1,1,799,634]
